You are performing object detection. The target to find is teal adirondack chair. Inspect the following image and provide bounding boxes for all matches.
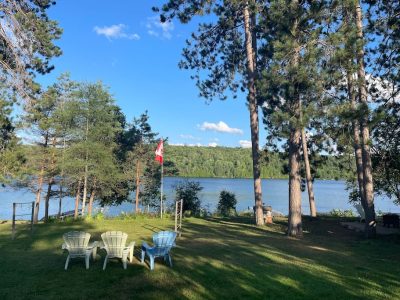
[141,231,177,271]
[62,231,98,270]
[100,231,135,270]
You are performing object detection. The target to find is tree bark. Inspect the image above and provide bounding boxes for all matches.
[44,137,57,221]
[33,132,49,223]
[287,0,302,237]
[301,128,317,217]
[58,137,66,218]
[33,165,45,223]
[288,127,303,237]
[82,118,89,217]
[44,177,53,221]
[243,1,264,226]
[347,71,366,207]
[82,163,88,216]
[135,160,140,213]
[355,1,376,238]
[74,179,81,219]
[88,188,96,217]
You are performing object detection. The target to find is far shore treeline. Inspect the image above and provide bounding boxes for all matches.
[165,145,352,180]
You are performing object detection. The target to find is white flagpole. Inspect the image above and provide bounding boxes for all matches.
[160,157,164,219]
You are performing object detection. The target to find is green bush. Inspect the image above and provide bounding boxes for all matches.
[329,209,355,217]
[174,180,203,216]
[217,190,237,217]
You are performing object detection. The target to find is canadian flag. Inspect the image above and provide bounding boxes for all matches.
[155,139,163,164]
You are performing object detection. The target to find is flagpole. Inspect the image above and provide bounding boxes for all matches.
[160,159,164,219]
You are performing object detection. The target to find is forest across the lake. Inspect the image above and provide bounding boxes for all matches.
[165,145,353,180]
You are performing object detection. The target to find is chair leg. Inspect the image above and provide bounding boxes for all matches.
[122,253,128,270]
[129,247,133,262]
[85,254,90,270]
[65,255,70,270]
[150,256,154,271]
[92,247,97,261]
[103,255,108,271]
[141,250,145,264]
[167,254,173,267]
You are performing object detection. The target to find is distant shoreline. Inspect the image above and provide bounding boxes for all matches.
[164,176,343,181]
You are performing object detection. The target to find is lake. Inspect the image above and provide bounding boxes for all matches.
[1,177,399,220]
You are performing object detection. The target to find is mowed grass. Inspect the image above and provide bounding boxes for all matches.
[0,216,399,300]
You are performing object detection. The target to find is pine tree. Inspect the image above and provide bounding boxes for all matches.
[259,0,330,236]
[121,112,159,212]
[0,0,62,99]
[63,82,123,217]
[155,0,265,225]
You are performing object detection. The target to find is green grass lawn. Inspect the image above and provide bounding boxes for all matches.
[0,216,399,299]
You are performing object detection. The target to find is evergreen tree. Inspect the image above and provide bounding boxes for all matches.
[259,0,330,236]
[0,0,62,99]
[63,82,123,217]
[155,0,266,225]
[121,112,158,212]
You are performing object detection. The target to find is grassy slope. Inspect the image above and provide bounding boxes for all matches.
[0,216,399,300]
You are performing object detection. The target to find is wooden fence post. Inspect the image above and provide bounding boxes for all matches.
[12,203,16,240]
[174,199,183,237]
[30,201,34,233]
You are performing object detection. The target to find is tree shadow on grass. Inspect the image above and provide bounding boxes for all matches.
[0,217,399,299]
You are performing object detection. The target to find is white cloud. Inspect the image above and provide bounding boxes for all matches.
[94,24,140,40]
[199,121,243,135]
[239,140,252,148]
[208,142,218,147]
[169,143,185,146]
[179,134,200,140]
[146,16,174,39]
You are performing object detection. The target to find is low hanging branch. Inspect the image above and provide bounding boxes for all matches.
[0,0,62,100]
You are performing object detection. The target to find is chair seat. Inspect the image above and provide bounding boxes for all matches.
[141,231,177,271]
[62,231,97,270]
[100,231,135,270]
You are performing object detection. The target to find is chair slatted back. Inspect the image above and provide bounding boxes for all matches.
[63,231,91,256]
[101,231,128,258]
[152,231,177,257]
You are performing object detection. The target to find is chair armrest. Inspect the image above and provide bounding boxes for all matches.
[141,241,152,250]
[97,241,105,249]
[125,241,135,249]
[87,241,98,250]
[62,243,68,250]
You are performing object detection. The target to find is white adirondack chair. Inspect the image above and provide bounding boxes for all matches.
[354,203,365,222]
[62,231,98,270]
[100,231,135,270]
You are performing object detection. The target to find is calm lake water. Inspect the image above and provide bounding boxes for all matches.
[1,177,399,220]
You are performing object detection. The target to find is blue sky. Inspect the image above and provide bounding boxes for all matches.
[37,0,266,148]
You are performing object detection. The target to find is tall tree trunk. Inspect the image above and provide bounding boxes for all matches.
[44,177,54,221]
[355,1,376,238]
[82,118,89,217]
[243,1,264,226]
[44,137,57,221]
[347,71,366,207]
[74,179,81,219]
[82,163,88,216]
[33,165,45,223]
[287,0,302,237]
[288,127,303,237]
[135,160,140,213]
[33,132,49,223]
[58,137,66,218]
[301,128,317,217]
[87,185,96,217]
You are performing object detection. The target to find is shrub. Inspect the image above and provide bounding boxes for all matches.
[217,190,237,217]
[329,209,355,217]
[174,180,203,216]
